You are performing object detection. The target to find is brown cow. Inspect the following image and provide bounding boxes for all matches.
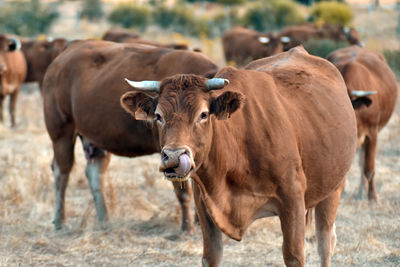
[327,46,397,201]
[279,23,362,51]
[102,27,140,42]
[222,26,283,66]
[21,38,68,87]
[0,35,27,127]
[102,28,190,50]
[42,40,218,232]
[120,47,358,266]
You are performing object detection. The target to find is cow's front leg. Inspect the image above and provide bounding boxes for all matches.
[193,182,223,267]
[279,192,306,266]
[172,180,194,234]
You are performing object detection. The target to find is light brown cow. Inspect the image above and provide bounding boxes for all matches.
[327,46,398,201]
[279,23,362,51]
[42,40,218,232]
[21,38,68,88]
[0,35,27,127]
[121,47,358,266]
[222,26,283,66]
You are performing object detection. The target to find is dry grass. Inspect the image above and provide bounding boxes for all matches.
[0,4,399,267]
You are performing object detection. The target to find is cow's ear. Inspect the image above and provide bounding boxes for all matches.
[352,96,372,109]
[120,91,156,120]
[210,91,245,120]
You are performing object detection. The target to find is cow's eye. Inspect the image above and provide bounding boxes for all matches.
[200,112,208,120]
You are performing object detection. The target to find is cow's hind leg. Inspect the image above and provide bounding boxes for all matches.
[315,182,343,267]
[172,180,194,234]
[51,124,76,230]
[80,136,111,225]
[358,134,378,201]
[9,87,19,127]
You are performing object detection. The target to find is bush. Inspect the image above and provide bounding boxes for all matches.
[0,0,59,37]
[310,1,353,26]
[383,50,400,77]
[211,8,241,36]
[241,0,305,32]
[108,4,150,31]
[303,38,348,58]
[152,5,210,37]
[80,0,104,21]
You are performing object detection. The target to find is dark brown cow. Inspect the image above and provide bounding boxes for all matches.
[42,40,218,232]
[121,47,358,266]
[21,38,68,87]
[327,46,397,201]
[279,23,362,51]
[0,35,27,127]
[102,28,190,50]
[222,26,283,66]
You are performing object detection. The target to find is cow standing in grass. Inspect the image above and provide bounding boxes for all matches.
[0,35,27,127]
[327,46,398,201]
[121,47,358,266]
[42,40,218,232]
[21,38,68,89]
[222,27,283,67]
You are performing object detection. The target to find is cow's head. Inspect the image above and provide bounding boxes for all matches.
[257,33,283,56]
[343,26,362,46]
[0,36,21,74]
[121,74,245,181]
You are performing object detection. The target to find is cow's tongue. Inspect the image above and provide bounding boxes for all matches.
[173,154,191,176]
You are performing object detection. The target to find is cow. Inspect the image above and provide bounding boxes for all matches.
[327,46,397,201]
[42,40,218,233]
[102,28,190,51]
[0,35,27,127]
[222,26,283,67]
[278,23,362,51]
[102,27,140,42]
[21,38,68,88]
[120,47,358,266]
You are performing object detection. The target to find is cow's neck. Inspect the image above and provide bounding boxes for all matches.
[194,118,272,241]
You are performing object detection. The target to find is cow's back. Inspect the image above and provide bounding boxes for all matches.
[43,40,217,156]
[226,47,357,206]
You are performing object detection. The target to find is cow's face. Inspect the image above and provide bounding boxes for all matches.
[121,74,245,182]
[257,34,283,56]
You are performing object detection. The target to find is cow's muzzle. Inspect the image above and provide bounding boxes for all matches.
[159,146,195,182]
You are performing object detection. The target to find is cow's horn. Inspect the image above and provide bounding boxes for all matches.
[8,37,21,51]
[206,78,229,90]
[125,78,160,92]
[258,36,270,44]
[350,90,376,97]
[280,36,291,43]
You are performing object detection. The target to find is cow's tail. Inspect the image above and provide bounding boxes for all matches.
[305,208,315,242]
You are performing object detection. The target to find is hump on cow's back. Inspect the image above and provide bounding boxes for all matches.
[245,46,339,77]
[244,46,308,70]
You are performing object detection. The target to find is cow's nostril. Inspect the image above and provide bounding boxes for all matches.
[161,151,169,161]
